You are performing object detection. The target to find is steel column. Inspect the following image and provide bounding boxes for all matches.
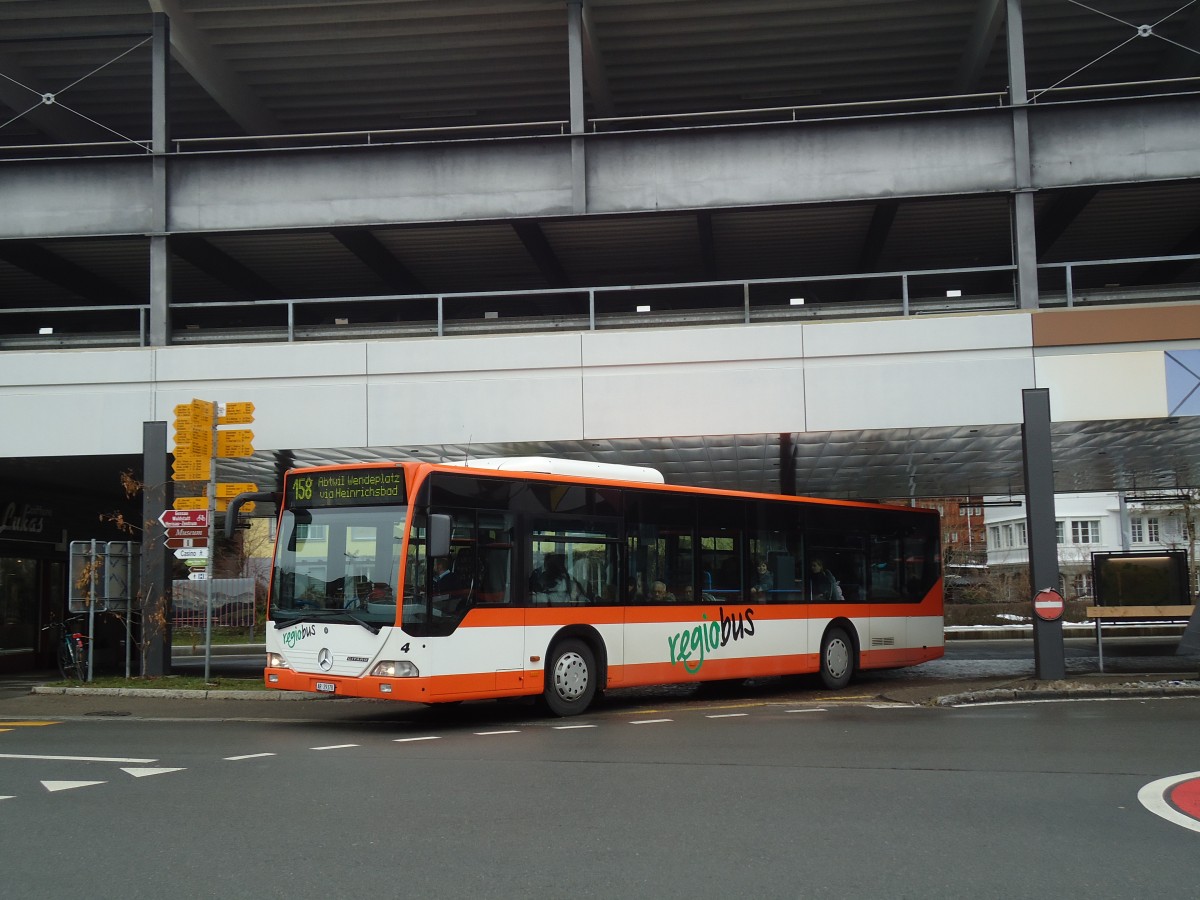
[1007,0,1039,309]
[1022,388,1065,680]
[149,12,172,346]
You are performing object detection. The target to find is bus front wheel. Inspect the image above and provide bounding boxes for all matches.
[543,639,596,716]
[819,627,854,690]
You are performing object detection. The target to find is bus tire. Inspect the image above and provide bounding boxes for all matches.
[819,626,854,690]
[543,638,596,716]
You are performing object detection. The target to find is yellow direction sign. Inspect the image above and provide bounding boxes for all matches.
[212,482,259,498]
[172,496,207,511]
[218,401,255,425]
[173,428,212,456]
[171,456,211,482]
[217,429,254,458]
[173,399,214,426]
[213,498,255,513]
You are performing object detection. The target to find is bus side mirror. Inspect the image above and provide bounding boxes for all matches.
[428,514,452,558]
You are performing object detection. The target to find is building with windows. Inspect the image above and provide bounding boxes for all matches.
[984,493,1197,600]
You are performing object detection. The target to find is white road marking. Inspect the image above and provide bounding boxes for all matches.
[43,780,106,792]
[706,713,748,719]
[1138,771,1200,834]
[310,744,359,750]
[393,736,441,743]
[225,752,276,760]
[553,724,597,729]
[122,767,186,778]
[475,730,520,736]
[630,718,673,725]
[785,708,826,714]
[0,753,155,763]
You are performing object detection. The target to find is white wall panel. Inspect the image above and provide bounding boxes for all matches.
[153,341,368,383]
[1034,349,1168,420]
[0,347,155,387]
[368,332,582,375]
[805,354,1034,430]
[583,362,804,438]
[803,311,1032,358]
[368,373,585,446]
[0,388,154,455]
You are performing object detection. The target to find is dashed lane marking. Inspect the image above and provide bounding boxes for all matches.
[706,713,749,719]
[475,730,520,736]
[310,744,359,751]
[553,724,597,729]
[393,736,440,743]
[0,722,60,727]
[785,708,826,714]
[0,753,155,763]
[122,767,186,778]
[629,718,673,725]
[225,752,276,760]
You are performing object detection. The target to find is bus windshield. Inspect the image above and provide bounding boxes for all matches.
[270,505,407,629]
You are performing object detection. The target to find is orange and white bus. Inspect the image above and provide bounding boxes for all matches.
[260,457,942,715]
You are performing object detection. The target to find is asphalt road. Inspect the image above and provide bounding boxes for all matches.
[1,688,1197,899]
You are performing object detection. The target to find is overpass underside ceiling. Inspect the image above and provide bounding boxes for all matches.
[213,417,1200,503]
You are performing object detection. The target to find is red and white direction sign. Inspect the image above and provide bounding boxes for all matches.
[1033,587,1065,621]
[166,526,207,539]
[160,510,209,528]
[166,536,208,549]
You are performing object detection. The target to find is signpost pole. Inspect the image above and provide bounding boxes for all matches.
[88,538,97,683]
[204,402,217,683]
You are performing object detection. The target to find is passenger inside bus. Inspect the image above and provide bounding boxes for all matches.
[530,553,585,604]
[809,557,844,602]
[750,558,774,599]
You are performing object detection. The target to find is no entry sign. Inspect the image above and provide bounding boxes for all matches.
[1033,587,1065,622]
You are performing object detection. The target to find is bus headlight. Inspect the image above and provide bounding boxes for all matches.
[267,652,288,669]
[371,660,418,678]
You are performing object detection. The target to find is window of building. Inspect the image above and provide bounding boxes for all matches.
[1072,572,1093,600]
[989,525,1000,549]
[1015,522,1026,546]
[1055,521,1064,544]
[1071,520,1100,544]
[1147,517,1160,542]
[1131,519,1143,543]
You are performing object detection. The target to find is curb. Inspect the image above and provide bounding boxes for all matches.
[932,679,1200,707]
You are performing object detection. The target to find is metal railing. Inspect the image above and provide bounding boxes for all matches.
[3,254,1197,351]
[2,77,1198,161]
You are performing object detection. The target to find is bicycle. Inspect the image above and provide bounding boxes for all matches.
[43,621,90,682]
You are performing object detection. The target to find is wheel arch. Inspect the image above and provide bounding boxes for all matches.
[547,624,609,691]
[822,617,861,663]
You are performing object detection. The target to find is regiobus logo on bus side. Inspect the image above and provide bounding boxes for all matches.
[280,622,319,649]
[667,606,756,674]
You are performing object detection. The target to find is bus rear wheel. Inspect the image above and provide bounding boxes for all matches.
[543,638,596,716]
[819,627,854,690]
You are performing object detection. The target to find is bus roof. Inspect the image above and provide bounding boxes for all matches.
[459,456,665,484]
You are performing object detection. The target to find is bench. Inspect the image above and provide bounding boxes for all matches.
[1085,605,1197,672]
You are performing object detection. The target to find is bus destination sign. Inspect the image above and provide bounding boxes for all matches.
[287,468,406,508]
